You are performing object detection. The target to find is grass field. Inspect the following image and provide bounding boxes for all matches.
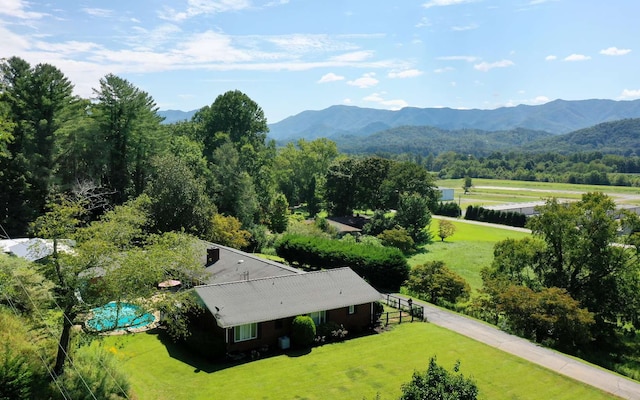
[101,323,619,400]
[411,218,530,290]
[437,178,640,206]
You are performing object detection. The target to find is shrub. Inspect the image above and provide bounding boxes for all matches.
[405,261,471,304]
[432,201,462,217]
[0,346,33,400]
[55,345,131,400]
[291,316,316,348]
[317,322,349,343]
[275,234,409,290]
[464,205,526,228]
[400,357,478,400]
[378,227,415,253]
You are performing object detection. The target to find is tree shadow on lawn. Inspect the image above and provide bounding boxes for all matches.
[148,328,324,373]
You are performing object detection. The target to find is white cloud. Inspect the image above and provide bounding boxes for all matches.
[600,47,631,56]
[363,92,408,109]
[474,59,514,72]
[318,72,345,83]
[619,89,640,100]
[531,95,550,104]
[159,0,252,21]
[423,0,475,8]
[343,98,353,104]
[267,34,356,54]
[452,23,478,31]
[347,72,379,88]
[545,55,557,61]
[415,17,430,28]
[388,69,423,79]
[564,54,591,61]
[0,0,46,19]
[330,50,374,63]
[434,67,454,73]
[83,8,113,17]
[437,55,478,62]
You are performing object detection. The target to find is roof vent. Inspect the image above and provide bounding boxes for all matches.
[238,259,244,264]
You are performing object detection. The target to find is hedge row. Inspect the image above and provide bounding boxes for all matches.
[275,234,409,291]
[432,201,462,217]
[464,205,527,227]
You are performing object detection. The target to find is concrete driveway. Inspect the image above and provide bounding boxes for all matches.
[392,294,640,400]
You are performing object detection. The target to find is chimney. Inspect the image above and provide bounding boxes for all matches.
[206,247,220,265]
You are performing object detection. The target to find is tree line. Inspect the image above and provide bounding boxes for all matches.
[0,56,444,251]
[388,150,640,187]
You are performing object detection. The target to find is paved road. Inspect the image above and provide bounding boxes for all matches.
[392,294,640,400]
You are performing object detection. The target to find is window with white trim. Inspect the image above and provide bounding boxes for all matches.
[348,305,355,315]
[308,310,326,325]
[234,323,257,342]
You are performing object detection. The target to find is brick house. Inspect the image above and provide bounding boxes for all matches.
[194,245,381,353]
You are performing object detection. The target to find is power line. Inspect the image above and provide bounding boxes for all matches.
[1,293,71,400]
[2,241,98,400]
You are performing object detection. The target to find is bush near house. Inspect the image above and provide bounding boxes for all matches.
[275,234,409,290]
[291,316,316,348]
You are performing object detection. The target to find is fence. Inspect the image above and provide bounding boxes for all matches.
[378,294,425,326]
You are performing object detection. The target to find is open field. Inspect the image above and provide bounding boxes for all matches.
[411,218,530,290]
[437,178,640,207]
[101,323,619,400]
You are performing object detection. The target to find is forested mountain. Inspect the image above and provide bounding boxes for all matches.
[267,99,640,141]
[158,109,198,123]
[334,126,553,156]
[521,118,640,155]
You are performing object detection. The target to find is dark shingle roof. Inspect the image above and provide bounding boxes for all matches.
[200,241,303,284]
[195,267,381,328]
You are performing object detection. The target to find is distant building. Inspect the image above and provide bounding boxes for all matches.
[438,187,455,201]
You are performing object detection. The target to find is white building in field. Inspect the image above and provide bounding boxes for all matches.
[438,187,455,201]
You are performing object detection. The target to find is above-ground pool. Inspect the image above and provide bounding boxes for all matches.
[86,302,155,332]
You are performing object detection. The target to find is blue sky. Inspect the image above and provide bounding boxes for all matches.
[2,0,639,123]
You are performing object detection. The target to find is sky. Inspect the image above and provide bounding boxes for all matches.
[1,0,639,123]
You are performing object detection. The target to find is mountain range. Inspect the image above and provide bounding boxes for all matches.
[266,99,640,141]
[158,99,640,156]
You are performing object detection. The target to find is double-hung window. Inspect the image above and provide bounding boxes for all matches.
[234,323,257,342]
[308,310,326,325]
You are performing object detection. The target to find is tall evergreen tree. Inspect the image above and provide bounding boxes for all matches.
[0,57,74,236]
[92,74,164,203]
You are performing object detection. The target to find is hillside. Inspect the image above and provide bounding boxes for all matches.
[335,126,553,156]
[268,99,640,141]
[522,118,640,155]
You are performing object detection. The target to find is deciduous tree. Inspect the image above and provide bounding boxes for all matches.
[438,219,456,242]
[405,261,470,304]
[400,357,478,400]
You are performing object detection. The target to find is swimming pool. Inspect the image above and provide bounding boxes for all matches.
[86,302,155,332]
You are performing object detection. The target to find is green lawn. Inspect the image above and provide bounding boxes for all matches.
[101,323,620,400]
[438,178,640,206]
[412,218,530,290]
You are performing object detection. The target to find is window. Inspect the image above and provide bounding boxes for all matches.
[348,305,355,315]
[308,310,326,325]
[234,323,257,342]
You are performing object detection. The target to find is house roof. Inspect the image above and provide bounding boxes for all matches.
[201,241,303,284]
[0,238,74,261]
[326,216,369,233]
[195,267,381,328]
